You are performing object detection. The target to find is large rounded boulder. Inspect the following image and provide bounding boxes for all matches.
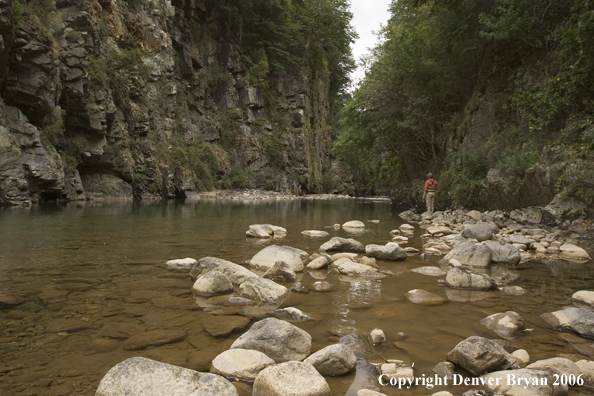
[365,244,406,261]
[442,242,492,268]
[445,267,496,291]
[250,245,308,272]
[320,237,365,253]
[303,344,357,376]
[231,318,312,363]
[190,257,258,285]
[96,357,238,396]
[253,361,331,396]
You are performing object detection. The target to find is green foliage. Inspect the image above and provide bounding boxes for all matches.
[229,165,253,188]
[62,137,87,172]
[88,48,154,85]
[440,150,489,208]
[42,106,65,147]
[557,160,594,208]
[259,132,284,167]
[216,109,242,147]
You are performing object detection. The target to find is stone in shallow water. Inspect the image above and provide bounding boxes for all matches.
[304,343,357,376]
[210,348,275,382]
[99,322,146,339]
[250,245,308,272]
[122,329,188,350]
[405,289,445,305]
[479,311,527,340]
[231,317,312,363]
[253,361,331,396]
[202,315,251,337]
[96,357,238,396]
[302,230,330,237]
[320,237,365,253]
[311,281,334,292]
[165,257,197,271]
[573,290,594,308]
[411,266,446,276]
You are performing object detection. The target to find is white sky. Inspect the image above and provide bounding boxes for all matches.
[348,0,392,88]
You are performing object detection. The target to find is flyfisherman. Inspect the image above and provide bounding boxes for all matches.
[423,173,438,213]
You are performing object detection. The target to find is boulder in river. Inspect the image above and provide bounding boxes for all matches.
[273,307,314,322]
[263,261,297,282]
[123,329,188,350]
[96,357,238,396]
[442,242,492,268]
[307,255,331,270]
[560,243,591,261]
[370,328,385,346]
[238,277,290,304]
[479,311,527,340]
[365,244,407,261]
[526,357,581,379]
[302,230,330,237]
[399,210,421,222]
[190,257,258,285]
[165,257,197,271]
[250,245,308,272]
[304,343,357,376]
[445,267,496,290]
[252,361,331,396]
[405,289,445,305]
[426,225,453,235]
[461,223,498,241]
[210,348,275,383]
[320,237,365,253]
[337,261,378,276]
[481,368,565,396]
[191,270,233,297]
[541,307,594,338]
[572,290,594,309]
[231,317,312,363]
[246,224,287,238]
[446,336,517,375]
[483,240,521,265]
[342,220,365,229]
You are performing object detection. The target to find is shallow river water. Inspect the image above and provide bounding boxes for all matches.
[1,198,593,396]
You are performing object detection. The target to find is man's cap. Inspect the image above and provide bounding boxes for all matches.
[427,173,433,178]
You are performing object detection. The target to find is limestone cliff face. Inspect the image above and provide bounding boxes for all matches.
[0,0,334,205]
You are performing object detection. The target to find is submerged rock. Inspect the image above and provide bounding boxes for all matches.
[123,330,187,350]
[405,289,445,305]
[253,361,331,396]
[96,357,238,396]
[411,266,447,276]
[250,245,308,272]
[201,315,251,337]
[231,317,311,363]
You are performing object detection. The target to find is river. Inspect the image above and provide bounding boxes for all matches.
[0,198,593,395]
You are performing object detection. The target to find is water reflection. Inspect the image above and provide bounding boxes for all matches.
[1,199,594,396]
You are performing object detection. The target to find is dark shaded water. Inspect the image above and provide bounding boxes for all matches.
[1,198,593,396]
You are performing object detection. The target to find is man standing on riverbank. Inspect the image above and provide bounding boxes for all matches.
[423,173,438,213]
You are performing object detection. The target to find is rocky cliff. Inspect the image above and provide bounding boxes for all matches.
[0,0,345,205]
